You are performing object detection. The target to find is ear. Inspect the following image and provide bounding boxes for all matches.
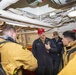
[11,31,13,37]
[67,38,72,43]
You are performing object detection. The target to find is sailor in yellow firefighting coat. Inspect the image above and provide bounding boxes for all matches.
[0,25,38,75]
[58,31,76,75]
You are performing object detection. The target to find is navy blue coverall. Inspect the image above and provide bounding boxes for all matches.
[52,37,63,75]
[32,37,57,75]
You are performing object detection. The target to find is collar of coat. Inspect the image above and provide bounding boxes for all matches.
[0,35,18,44]
[65,40,76,51]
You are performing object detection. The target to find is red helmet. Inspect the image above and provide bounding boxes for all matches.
[38,28,45,34]
[73,29,76,32]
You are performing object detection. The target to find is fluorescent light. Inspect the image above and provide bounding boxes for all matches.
[68,10,76,17]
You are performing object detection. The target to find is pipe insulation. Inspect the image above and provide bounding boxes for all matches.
[0,10,53,27]
[51,0,74,5]
[0,0,19,9]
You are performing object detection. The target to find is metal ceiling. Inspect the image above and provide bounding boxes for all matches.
[0,0,76,33]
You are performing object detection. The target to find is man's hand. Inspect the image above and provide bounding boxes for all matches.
[45,43,51,50]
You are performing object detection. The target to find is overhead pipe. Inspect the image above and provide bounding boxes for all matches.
[0,17,53,29]
[0,0,19,9]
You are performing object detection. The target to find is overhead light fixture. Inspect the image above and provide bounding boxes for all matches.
[68,10,76,17]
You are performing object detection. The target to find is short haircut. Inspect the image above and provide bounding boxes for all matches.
[53,31,58,36]
[2,25,16,34]
[63,31,76,41]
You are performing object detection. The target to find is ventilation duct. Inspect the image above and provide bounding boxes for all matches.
[51,0,75,5]
[0,0,19,9]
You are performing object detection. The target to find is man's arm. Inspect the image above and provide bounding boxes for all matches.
[12,44,38,71]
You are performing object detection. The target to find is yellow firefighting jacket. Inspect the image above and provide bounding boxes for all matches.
[63,40,76,66]
[0,38,38,75]
[58,54,76,75]
[58,40,76,75]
